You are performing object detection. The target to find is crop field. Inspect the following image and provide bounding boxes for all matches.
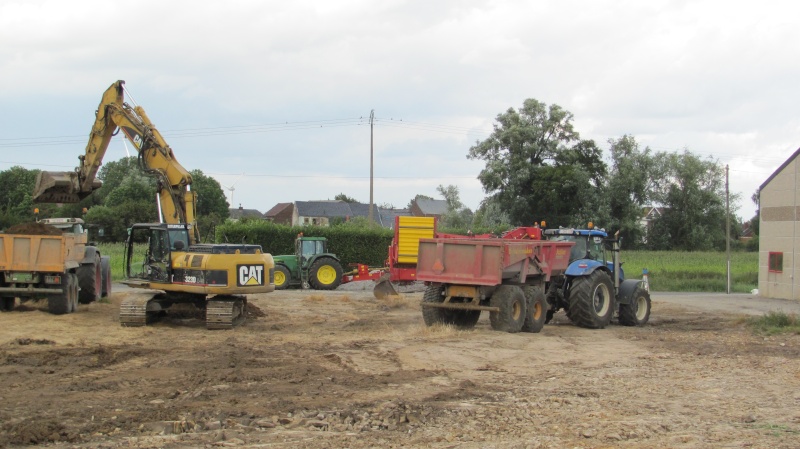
[621,250,758,293]
[98,243,759,293]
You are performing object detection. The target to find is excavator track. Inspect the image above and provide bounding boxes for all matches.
[119,294,156,327]
[206,296,247,330]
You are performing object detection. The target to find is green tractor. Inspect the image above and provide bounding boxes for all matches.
[273,235,344,290]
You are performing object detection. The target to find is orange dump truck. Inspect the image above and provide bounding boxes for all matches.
[415,226,574,333]
[0,218,111,314]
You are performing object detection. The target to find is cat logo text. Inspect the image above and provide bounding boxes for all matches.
[237,265,265,287]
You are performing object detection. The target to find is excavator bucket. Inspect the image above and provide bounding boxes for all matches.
[33,171,101,203]
[373,273,400,299]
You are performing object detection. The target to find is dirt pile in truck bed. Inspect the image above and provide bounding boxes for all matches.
[3,222,62,236]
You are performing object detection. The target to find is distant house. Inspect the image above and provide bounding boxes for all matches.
[639,206,666,244]
[410,198,448,218]
[740,222,755,242]
[758,146,800,300]
[228,205,263,221]
[293,200,355,226]
[265,200,410,228]
[264,202,293,225]
[379,208,412,229]
[639,206,665,229]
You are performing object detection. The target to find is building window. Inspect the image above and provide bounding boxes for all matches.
[768,252,783,273]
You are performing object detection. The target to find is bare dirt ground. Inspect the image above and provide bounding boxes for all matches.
[1,285,799,449]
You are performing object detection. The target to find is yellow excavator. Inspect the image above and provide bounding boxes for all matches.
[33,80,275,329]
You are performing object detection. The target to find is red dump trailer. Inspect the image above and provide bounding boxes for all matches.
[415,228,574,333]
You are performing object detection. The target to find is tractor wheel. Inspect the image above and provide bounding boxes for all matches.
[77,259,101,304]
[100,256,112,298]
[489,285,526,333]
[49,273,78,315]
[274,265,291,290]
[309,258,343,290]
[567,270,614,329]
[521,286,547,333]
[421,284,480,329]
[1,297,15,311]
[619,285,651,326]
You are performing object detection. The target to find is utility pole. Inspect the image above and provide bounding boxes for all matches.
[368,109,374,223]
[726,164,731,294]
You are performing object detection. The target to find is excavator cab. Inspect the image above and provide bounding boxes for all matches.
[124,223,184,283]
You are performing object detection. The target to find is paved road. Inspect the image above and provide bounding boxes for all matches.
[652,292,800,315]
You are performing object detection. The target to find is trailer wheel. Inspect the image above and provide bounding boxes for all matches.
[309,258,343,290]
[100,256,112,298]
[78,259,101,304]
[489,285,526,333]
[274,265,291,290]
[421,284,480,329]
[49,273,78,315]
[619,285,651,326]
[452,309,481,328]
[1,297,15,311]
[521,286,547,333]
[567,270,614,329]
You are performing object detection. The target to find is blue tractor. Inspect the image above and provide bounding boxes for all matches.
[542,226,651,328]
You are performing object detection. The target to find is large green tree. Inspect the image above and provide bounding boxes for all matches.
[648,151,733,251]
[436,184,474,229]
[0,166,40,228]
[467,99,606,226]
[191,170,230,242]
[605,135,659,248]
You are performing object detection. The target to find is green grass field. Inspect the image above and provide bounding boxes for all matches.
[621,250,758,293]
[96,243,759,293]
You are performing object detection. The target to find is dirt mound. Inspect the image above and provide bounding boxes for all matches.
[4,222,62,236]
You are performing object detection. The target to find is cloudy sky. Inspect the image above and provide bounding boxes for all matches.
[1,0,797,222]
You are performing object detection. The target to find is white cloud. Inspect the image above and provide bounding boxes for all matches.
[2,0,799,221]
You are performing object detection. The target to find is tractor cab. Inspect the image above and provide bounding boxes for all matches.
[297,236,328,269]
[543,226,624,281]
[39,217,86,235]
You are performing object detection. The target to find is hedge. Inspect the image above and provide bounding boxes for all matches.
[215,221,394,268]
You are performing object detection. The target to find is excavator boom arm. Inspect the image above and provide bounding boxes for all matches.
[33,80,200,244]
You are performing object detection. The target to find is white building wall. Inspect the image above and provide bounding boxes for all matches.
[759,156,800,300]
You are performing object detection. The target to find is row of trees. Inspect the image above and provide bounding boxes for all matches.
[0,98,753,251]
[0,157,230,242]
[437,99,750,251]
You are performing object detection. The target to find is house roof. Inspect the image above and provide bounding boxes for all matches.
[379,208,411,228]
[415,198,448,216]
[229,207,263,220]
[295,200,354,217]
[264,202,292,217]
[760,146,800,193]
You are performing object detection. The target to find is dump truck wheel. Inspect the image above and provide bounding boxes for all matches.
[100,256,112,298]
[274,265,291,290]
[421,284,447,326]
[309,258,343,290]
[1,297,15,311]
[619,286,651,326]
[49,273,77,315]
[567,270,614,329]
[489,285,527,333]
[521,286,547,333]
[78,259,101,304]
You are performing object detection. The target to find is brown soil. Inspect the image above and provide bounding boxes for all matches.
[0,289,798,448]
[4,222,62,236]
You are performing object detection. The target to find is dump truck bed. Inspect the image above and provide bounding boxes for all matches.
[0,233,83,273]
[416,237,574,286]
